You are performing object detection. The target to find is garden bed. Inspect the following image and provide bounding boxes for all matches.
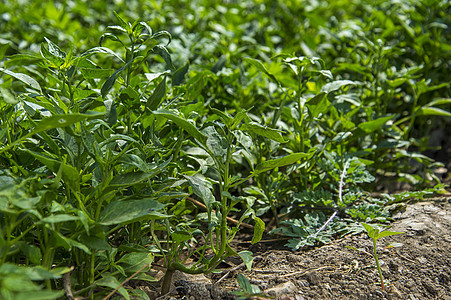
[139,197,451,300]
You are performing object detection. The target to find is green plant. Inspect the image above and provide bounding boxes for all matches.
[360,223,404,291]
[233,273,268,300]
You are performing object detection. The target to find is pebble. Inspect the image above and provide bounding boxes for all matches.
[265,281,297,297]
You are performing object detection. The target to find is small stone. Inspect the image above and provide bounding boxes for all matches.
[416,256,427,264]
[305,271,320,285]
[265,281,297,297]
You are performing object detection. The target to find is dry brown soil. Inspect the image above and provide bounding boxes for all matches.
[135,197,450,300]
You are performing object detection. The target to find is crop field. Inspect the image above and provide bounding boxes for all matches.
[0,0,450,299]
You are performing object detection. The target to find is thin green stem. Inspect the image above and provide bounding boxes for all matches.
[373,238,385,291]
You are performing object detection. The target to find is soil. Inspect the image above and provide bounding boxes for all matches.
[135,196,451,300]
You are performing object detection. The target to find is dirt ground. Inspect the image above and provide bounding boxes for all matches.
[137,195,451,300]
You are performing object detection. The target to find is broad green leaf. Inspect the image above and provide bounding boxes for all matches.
[254,152,311,174]
[44,37,66,60]
[332,132,352,142]
[117,252,152,268]
[377,230,404,239]
[145,71,169,82]
[417,107,451,117]
[152,109,207,145]
[320,80,359,93]
[184,175,216,210]
[40,214,79,223]
[3,54,43,68]
[251,216,265,244]
[108,157,170,188]
[171,230,192,243]
[79,68,114,79]
[237,274,253,293]
[19,244,42,265]
[425,98,451,107]
[244,57,280,86]
[0,68,41,92]
[241,122,285,143]
[210,107,233,127]
[14,290,64,300]
[98,198,167,225]
[30,113,104,136]
[79,235,111,251]
[79,46,124,62]
[357,116,393,133]
[147,76,166,110]
[361,223,378,239]
[203,126,228,163]
[306,92,329,118]
[96,276,130,300]
[172,61,190,86]
[238,250,253,271]
[25,150,80,192]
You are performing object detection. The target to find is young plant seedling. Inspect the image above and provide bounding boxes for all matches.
[233,273,269,300]
[361,223,404,291]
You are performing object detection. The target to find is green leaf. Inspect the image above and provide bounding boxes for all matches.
[14,290,65,300]
[79,46,124,63]
[357,116,393,133]
[321,80,359,93]
[361,223,378,239]
[153,45,175,70]
[254,152,312,174]
[152,109,207,145]
[117,252,152,268]
[251,216,265,244]
[171,230,192,243]
[244,57,280,86]
[101,59,134,98]
[172,61,190,86]
[0,68,42,92]
[203,126,228,163]
[96,276,130,300]
[25,150,80,192]
[98,198,168,225]
[79,68,114,79]
[237,273,253,293]
[184,175,216,210]
[30,113,104,136]
[113,11,130,31]
[241,122,285,143]
[425,98,451,107]
[238,250,253,271]
[19,244,42,265]
[40,214,79,223]
[109,158,170,188]
[147,76,166,110]
[306,92,329,118]
[377,230,404,239]
[417,107,451,117]
[3,54,43,68]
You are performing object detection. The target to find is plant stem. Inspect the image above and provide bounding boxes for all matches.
[372,238,385,291]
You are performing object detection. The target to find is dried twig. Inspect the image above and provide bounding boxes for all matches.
[63,267,75,300]
[215,262,245,285]
[280,265,335,278]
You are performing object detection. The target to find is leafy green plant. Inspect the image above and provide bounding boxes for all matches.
[233,273,268,300]
[360,223,404,291]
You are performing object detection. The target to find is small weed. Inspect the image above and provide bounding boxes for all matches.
[360,223,404,291]
[233,273,269,300]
